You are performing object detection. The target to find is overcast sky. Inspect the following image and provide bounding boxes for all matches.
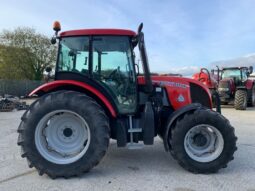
[1,0,255,75]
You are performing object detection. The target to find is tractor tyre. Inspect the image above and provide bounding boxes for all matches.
[169,108,237,173]
[17,91,110,179]
[247,85,255,107]
[234,90,247,110]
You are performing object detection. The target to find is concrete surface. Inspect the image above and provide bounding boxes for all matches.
[0,106,255,191]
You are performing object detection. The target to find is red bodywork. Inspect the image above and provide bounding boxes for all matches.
[29,80,117,117]
[138,76,212,110]
[60,29,136,37]
[245,79,254,89]
[220,78,236,93]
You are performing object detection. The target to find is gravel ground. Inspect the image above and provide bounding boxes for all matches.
[0,106,255,191]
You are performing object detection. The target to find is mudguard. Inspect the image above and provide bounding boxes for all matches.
[163,103,203,151]
[29,80,117,117]
[245,79,254,90]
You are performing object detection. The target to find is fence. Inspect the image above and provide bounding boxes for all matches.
[0,79,44,97]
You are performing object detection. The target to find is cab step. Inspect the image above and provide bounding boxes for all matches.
[127,143,143,149]
[127,116,143,149]
[128,128,142,133]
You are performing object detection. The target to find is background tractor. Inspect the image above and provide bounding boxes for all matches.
[192,68,221,113]
[217,66,255,110]
[17,22,237,179]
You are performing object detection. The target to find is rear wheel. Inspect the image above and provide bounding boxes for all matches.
[169,108,237,173]
[234,90,247,110]
[17,91,110,179]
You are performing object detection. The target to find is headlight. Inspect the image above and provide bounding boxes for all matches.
[218,87,229,91]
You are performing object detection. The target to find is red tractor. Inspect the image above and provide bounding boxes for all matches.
[17,22,237,178]
[217,66,255,110]
[192,68,221,112]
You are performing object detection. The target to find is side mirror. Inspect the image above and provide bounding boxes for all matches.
[135,63,140,76]
[45,67,52,73]
[249,66,253,74]
[51,37,57,44]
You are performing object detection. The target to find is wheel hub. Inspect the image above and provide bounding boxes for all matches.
[35,110,91,164]
[184,124,224,163]
[193,133,207,147]
[63,127,73,137]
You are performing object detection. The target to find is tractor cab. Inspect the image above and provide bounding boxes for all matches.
[56,32,138,114]
[217,66,255,110]
[221,67,252,85]
[50,22,153,115]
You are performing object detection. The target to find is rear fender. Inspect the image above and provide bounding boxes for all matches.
[29,80,117,117]
[163,103,203,151]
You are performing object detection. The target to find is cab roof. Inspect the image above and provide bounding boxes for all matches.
[222,67,248,70]
[60,29,136,37]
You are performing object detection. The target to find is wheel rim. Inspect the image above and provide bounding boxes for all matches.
[184,124,224,163]
[35,110,91,164]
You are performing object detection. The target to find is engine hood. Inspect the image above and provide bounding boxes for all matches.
[138,76,210,92]
[138,76,212,110]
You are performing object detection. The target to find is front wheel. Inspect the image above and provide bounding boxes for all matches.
[17,91,110,179]
[234,89,247,110]
[169,108,237,173]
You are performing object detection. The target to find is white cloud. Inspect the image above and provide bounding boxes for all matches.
[164,66,200,77]
[210,53,255,68]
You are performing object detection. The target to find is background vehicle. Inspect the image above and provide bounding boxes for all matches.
[192,68,221,113]
[218,66,255,110]
[17,22,237,178]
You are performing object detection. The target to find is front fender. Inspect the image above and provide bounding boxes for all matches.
[163,103,203,151]
[245,80,254,90]
[29,80,117,117]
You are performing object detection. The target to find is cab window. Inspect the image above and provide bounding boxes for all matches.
[58,37,89,75]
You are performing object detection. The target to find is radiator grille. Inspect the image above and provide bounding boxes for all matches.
[219,81,230,88]
[190,83,211,108]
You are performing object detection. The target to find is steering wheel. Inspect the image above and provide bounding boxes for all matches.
[106,68,133,104]
[108,69,119,79]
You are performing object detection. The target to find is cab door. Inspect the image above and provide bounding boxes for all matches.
[92,36,137,114]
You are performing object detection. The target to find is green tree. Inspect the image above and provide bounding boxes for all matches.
[0,27,57,80]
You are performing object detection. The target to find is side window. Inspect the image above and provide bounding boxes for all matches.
[58,37,89,75]
[242,70,248,81]
[93,38,131,78]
